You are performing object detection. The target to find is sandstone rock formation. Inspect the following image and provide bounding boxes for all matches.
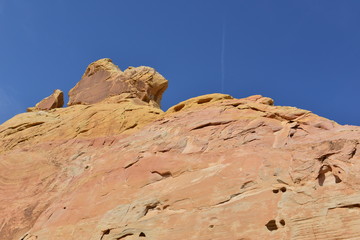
[27,89,64,112]
[68,58,168,108]
[1,60,360,240]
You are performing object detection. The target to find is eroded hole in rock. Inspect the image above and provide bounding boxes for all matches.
[265,220,278,231]
[103,229,110,235]
[139,232,146,237]
[173,104,185,112]
[294,178,301,184]
[318,172,326,186]
[334,175,342,183]
[197,98,212,104]
[209,224,214,229]
[317,165,342,186]
[280,219,285,226]
[272,189,279,194]
[318,165,331,186]
[143,202,159,216]
[289,130,295,137]
[280,187,287,193]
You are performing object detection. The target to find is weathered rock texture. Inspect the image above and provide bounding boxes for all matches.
[27,89,64,112]
[1,60,360,240]
[68,58,168,108]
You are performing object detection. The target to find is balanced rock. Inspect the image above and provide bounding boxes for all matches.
[27,89,64,112]
[68,58,168,108]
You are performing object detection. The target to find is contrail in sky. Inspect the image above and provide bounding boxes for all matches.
[221,18,226,93]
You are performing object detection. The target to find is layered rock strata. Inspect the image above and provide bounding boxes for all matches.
[0,59,359,240]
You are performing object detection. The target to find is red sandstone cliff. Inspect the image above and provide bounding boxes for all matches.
[0,59,359,240]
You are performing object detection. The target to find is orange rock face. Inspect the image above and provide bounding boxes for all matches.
[1,60,360,240]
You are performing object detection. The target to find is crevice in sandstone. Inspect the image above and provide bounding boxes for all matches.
[78,129,90,134]
[124,161,138,169]
[124,123,138,131]
[20,233,29,240]
[191,120,234,130]
[241,180,256,189]
[117,233,134,240]
[151,171,172,178]
[158,148,171,153]
[331,204,360,209]
[20,233,38,240]
[143,201,161,217]
[142,170,179,188]
[349,145,357,160]
[316,153,336,163]
[124,156,142,169]
[215,192,242,206]
[248,106,267,113]
[99,229,111,240]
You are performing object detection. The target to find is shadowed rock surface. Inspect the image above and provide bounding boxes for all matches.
[1,60,360,240]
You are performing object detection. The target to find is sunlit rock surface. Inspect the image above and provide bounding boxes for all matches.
[1,59,360,240]
[68,58,168,109]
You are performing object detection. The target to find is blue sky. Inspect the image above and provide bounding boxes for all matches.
[0,0,359,125]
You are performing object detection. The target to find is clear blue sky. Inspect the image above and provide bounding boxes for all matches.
[0,0,359,125]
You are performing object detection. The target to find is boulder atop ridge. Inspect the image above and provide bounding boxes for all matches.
[68,58,168,108]
[27,89,64,112]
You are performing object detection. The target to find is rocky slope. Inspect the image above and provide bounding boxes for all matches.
[0,59,359,240]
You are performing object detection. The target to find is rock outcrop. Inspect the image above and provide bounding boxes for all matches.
[68,58,168,108]
[27,89,64,112]
[1,59,360,240]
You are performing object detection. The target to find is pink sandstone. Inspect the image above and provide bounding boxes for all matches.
[0,59,359,240]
